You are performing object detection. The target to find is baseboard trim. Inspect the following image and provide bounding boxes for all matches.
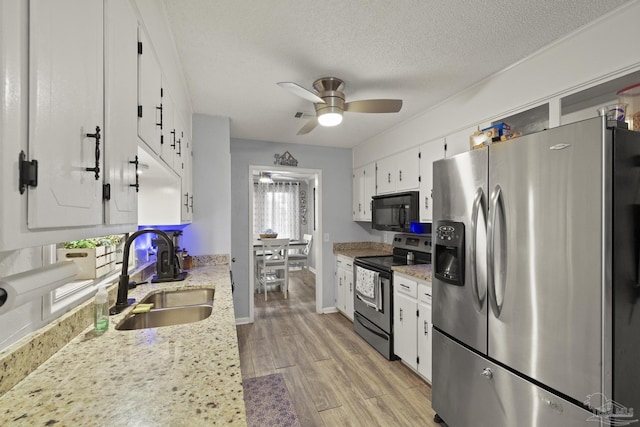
[235,317,251,325]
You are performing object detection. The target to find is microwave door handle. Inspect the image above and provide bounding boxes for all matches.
[399,205,407,228]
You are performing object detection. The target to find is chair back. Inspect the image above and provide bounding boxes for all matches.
[261,238,290,266]
[301,234,313,255]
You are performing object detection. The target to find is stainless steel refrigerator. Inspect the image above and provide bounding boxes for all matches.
[432,116,640,427]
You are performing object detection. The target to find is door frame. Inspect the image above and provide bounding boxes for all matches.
[248,165,323,322]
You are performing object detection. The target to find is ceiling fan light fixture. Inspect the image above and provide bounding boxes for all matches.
[317,110,343,127]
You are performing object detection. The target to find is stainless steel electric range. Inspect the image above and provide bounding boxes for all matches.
[353,233,432,359]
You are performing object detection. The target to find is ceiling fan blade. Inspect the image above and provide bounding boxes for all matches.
[344,99,403,113]
[297,117,318,135]
[277,82,325,104]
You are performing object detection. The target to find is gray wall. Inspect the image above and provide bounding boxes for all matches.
[231,138,374,320]
[182,114,231,256]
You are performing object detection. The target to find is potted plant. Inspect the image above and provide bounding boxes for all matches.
[58,235,124,279]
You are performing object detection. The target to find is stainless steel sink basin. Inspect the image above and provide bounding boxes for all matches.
[115,305,213,330]
[138,288,214,308]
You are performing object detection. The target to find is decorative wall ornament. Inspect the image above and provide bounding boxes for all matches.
[274,151,298,167]
[300,190,307,225]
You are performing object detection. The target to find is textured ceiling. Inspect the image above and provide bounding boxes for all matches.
[163,0,632,148]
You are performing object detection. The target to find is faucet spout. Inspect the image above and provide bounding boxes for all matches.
[111,229,176,314]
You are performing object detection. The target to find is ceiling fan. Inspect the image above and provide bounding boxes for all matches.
[277,77,403,135]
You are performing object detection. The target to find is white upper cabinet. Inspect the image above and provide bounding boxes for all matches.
[352,162,375,221]
[104,0,138,225]
[376,147,420,194]
[178,116,193,223]
[160,85,176,170]
[137,28,162,156]
[27,0,104,229]
[444,126,475,158]
[418,138,444,222]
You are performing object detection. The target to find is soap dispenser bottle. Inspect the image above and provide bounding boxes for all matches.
[94,286,109,332]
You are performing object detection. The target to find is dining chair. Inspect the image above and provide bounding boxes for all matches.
[256,238,290,300]
[289,234,312,272]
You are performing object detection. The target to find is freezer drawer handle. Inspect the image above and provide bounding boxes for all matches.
[481,367,493,380]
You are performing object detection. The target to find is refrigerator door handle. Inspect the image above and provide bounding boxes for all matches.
[488,185,506,318]
[471,187,487,311]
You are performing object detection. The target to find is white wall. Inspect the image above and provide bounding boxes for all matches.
[354,1,640,167]
[181,115,232,256]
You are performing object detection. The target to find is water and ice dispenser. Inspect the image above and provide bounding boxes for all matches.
[434,221,465,286]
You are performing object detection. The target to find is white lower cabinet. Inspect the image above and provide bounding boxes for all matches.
[335,255,354,320]
[417,282,433,381]
[393,272,432,383]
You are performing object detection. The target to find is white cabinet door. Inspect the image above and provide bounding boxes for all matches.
[161,85,177,171]
[28,0,104,229]
[335,257,345,312]
[376,148,420,195]
[104,0,138,225]
[178,118,193,223]
[376,156,395,194]
[394,291,417,370]
[352,168,361,220]
[362,162,375,220]
[353,163,376,221]
[395,147,420,192]
[137,28,162,155]
[344,258,354,320]
[445,126,475,158]
[419,138,444,222]
[418,296,433,382]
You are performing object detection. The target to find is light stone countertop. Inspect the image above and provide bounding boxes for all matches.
[392,263,433,282]
[333,241,392,259]
[0,264,246,426]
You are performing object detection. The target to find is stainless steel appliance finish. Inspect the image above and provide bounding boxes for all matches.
[432,117,640,426]
[353,233,431,360]
[371,191,419,232]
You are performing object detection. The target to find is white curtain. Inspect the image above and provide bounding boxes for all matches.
[254,182,300,240]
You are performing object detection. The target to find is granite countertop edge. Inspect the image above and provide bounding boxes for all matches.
[0,262,246,426]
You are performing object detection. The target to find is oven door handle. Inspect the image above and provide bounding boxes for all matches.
[356,294,379,310]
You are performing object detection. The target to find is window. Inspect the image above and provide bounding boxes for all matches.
[253,182,300,240]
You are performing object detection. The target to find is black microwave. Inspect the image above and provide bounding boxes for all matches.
[371,191,419,232]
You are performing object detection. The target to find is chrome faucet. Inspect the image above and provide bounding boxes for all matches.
[111,229,176,314]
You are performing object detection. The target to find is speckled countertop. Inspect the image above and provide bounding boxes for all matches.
[392,263,433,282]
[333,241,393,259]
[0,263,245,426]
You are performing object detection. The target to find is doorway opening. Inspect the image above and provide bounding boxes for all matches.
[248,165,323,322]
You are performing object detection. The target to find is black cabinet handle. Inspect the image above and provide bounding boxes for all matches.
[156,104,163,129]
[85,126,101,180]
[170,130,176,149]
[184,192,189,212]
[176,138,182,157]
[129,155,139,192]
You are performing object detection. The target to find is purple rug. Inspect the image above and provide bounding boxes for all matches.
[243,373,302,427]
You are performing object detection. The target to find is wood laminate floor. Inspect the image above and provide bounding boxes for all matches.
[236,270,438,427]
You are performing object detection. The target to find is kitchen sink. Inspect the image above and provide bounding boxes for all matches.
[114,287,215,331]
[137,288,214,308]
[115,305,213,330]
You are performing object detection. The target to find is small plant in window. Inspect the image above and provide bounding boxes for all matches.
[59,235,124,279]
[62,235,123,249]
